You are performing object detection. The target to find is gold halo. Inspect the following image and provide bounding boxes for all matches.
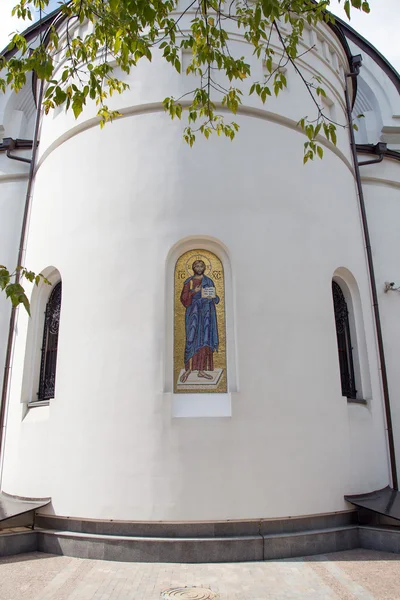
[185,252,213,278]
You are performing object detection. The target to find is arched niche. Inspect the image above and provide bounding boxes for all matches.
[21,266,62,409]
[332,267,371,402]
[164,237,237,412]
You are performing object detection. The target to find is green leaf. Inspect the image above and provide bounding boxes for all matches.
[72,99,83,119]
[21,293,31,316]
[305,125,314,141]
[261,0,272,17]
[54,87,67,105]
[0,269,10,291]
[362,1,370,13]
[5,282,24,299]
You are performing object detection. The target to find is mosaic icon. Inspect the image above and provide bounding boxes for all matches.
[174,249,227,393]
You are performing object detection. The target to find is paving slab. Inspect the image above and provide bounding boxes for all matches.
[0,549,399,600]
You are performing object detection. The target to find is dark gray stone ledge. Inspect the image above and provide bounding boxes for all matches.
[35,510,357,538]
[2,523,399,563]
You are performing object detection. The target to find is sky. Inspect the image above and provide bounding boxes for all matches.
[329,0,400,72]
[0,0,399,72]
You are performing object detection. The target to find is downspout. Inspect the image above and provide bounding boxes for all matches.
[344,56,398,490]
[358,142,387,167]
[0,138,35,164]
[0,79,44,485]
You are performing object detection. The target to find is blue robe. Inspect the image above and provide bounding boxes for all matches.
[181,275,219,365]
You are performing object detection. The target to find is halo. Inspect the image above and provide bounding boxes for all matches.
[185,253,213,278]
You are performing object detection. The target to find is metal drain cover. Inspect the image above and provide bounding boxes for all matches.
[161,587,218,600]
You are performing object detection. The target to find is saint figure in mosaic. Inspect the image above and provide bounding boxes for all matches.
[174,249,226,393]
[179,259,219,383]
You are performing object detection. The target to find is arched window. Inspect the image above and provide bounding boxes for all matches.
[332,281,357,399]
[38,281,62,400]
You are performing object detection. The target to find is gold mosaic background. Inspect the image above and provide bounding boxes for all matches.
[174,249,227,394]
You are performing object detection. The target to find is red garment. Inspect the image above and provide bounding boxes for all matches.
[180,277,214,372]
[186,346,214,372]
[180,277,202,308]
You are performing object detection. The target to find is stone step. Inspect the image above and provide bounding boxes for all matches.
[33,525,359,563]
[34,510,357,538]
[3,523,399,562]
[0,528,37,557]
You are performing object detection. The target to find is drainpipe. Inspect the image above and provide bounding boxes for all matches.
[0,79,44,486]
[0,138,35,164]
[345,55,398,490]
[358,142,387,167]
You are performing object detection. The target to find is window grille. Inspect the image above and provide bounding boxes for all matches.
[38,281,62,400]
[332,281,357,399]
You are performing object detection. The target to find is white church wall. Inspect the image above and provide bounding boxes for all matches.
[0,66,37,441]
[360,156,400,487]
[0,11,393,520]
[0,172,26,414]
[348,40,400,487]
[0,110,30,430]
[1,109,390,520]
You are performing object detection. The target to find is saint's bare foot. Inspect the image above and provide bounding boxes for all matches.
[198,371,213,380]
[180,369,191,383]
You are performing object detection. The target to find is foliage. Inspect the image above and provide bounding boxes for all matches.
[0,1,372,311]
[0,0,370,158]
[0,266,50,315]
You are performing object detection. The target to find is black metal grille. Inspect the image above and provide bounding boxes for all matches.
[332,281,357,399]
[38,281,62,400]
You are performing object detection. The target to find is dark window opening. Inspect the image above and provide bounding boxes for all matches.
[332,281,357,399]
[38,281,62,400]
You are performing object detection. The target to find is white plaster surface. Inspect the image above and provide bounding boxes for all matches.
[171,393,231,418]
[360,158,400,488]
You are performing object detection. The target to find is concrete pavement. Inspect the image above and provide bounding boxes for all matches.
[0,549,399,600]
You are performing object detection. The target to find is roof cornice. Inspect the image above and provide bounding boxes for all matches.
[334,17,400,95]
[0,7,61,58]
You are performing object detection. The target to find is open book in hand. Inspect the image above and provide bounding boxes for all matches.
[201,286,216,299]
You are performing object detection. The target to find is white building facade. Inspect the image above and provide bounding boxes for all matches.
[0,2,399,560]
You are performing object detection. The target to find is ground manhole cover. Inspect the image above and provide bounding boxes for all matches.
[161,587,218,600]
